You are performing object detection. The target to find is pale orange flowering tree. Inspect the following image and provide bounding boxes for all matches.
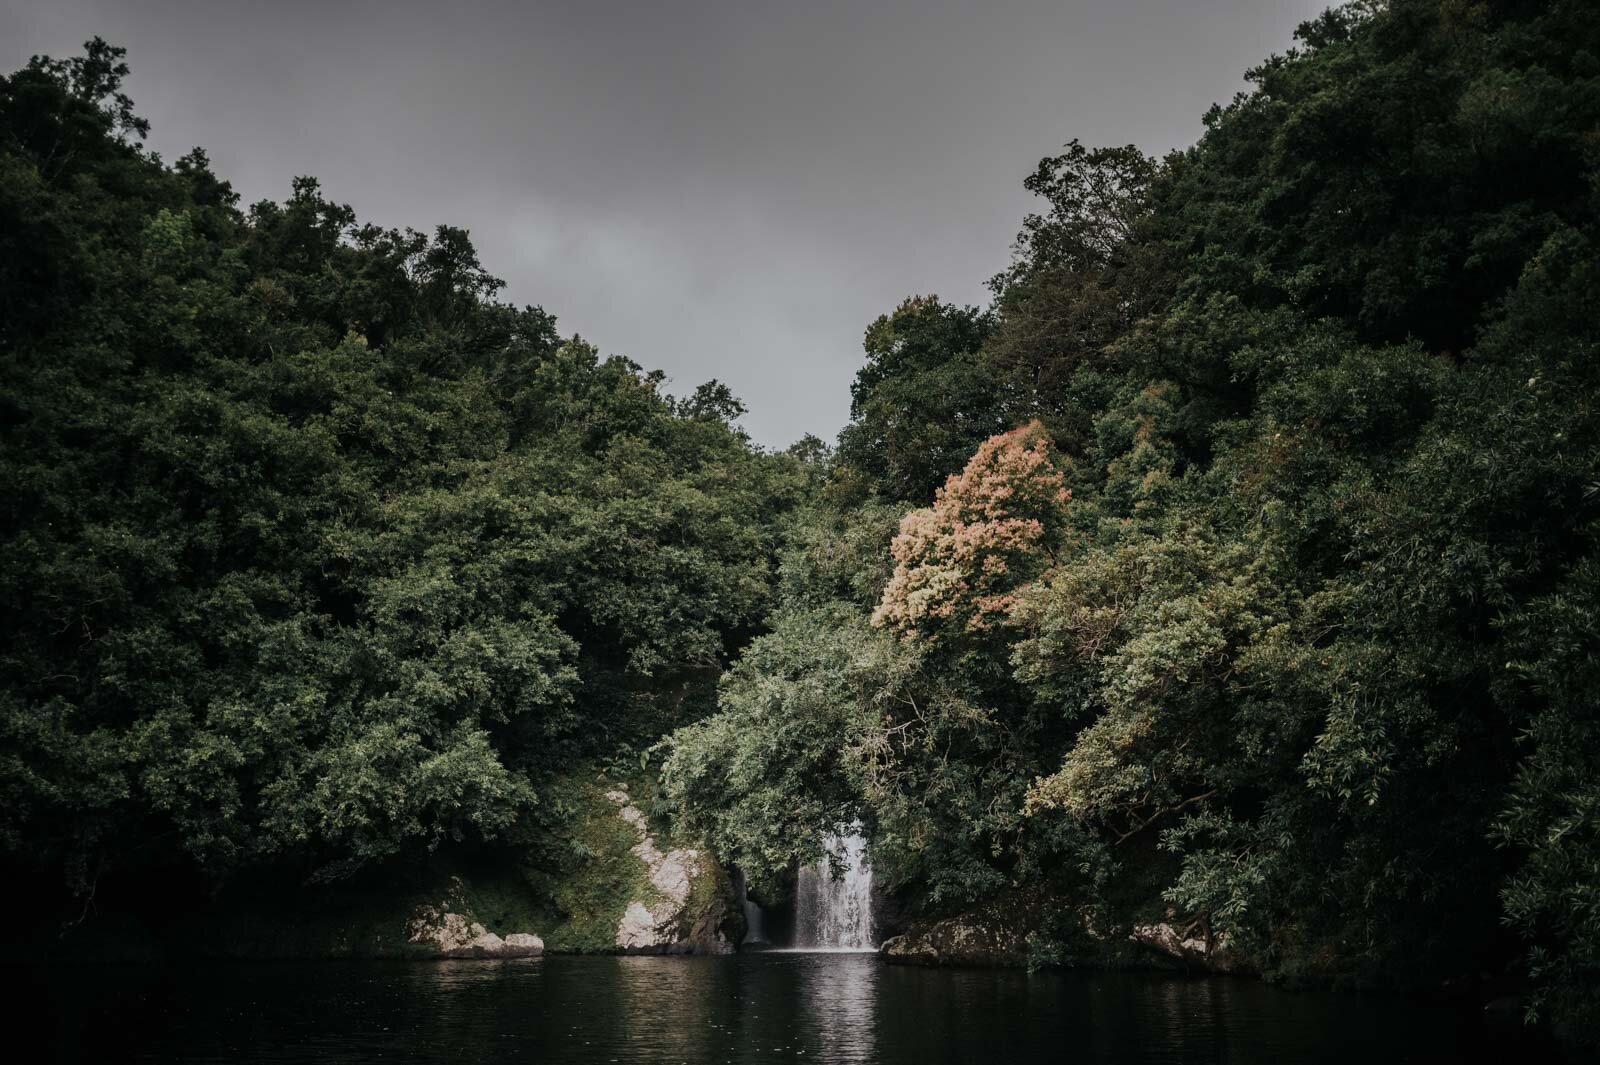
[871,420,1071,639]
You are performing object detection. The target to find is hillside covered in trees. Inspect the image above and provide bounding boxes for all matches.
[4,0,1599,1038]
[0,39,808,907]
[663,0,1600,1030]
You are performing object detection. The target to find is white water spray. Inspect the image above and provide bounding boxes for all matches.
[793,827,875,950]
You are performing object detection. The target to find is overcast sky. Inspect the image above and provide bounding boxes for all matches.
[2,0,1330,448]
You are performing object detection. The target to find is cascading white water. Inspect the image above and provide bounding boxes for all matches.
[734,868,768,945]
[793,827,875,950]
[742,895,768,945]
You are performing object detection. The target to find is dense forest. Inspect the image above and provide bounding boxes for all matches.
[4,0,1599,1037]
[0,38,809,909]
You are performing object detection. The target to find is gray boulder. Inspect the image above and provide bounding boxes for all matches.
[406,905,543,958]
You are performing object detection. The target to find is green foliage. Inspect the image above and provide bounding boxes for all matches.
[664,508,1100,910]
[667,0,1600,1030]
[0,42,803,891]
[662,604,878,898]
[514,773,668,952]
[834,297,1003,503]
[10,2,1600,1029]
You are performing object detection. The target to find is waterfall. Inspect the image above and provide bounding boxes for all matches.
[793,827,875,950]
[734,867,768,946]
[743,895,768,945]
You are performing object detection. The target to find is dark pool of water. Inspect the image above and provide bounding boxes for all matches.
[8,952,1567,1063]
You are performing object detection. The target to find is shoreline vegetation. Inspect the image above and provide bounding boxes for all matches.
[4,0,1599,1046]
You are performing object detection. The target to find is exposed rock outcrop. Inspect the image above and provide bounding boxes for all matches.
[880,913,1032,967]
[1129,919,1249,973]
[406,900,543,959]
[880,890,1249,973]
[603,788,737,954]
[878,891,1051,967]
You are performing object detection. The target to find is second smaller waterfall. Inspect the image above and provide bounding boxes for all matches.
[743,895,768,945]
[734,867,768,946]
[793,828,875,950]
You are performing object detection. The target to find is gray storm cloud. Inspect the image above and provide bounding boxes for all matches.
[1,0,1330,447]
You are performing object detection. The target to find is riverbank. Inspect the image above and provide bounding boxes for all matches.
[7,770,741,965]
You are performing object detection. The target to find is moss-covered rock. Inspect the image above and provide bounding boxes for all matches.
[1129,920,1251,974]
[518,772,741,954]
[21,769,744,962]
[405,882,544,958]
[881,914,1032,967]
[881,888,1240,972]
[881,890,1058,968]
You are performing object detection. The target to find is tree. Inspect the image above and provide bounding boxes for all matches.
[872,421,1071,640]
[0,41,803,891]
[835,297,1004,503]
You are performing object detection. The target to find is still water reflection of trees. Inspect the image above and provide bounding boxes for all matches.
[19,953,1562,1064]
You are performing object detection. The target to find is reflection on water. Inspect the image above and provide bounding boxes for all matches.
[801,945,878,1062]
[11,953,1566,1064]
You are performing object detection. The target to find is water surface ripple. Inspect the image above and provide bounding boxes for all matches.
[15,952,1564,1063]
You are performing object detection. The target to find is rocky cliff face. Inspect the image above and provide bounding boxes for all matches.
[516,773,743,955]
[604,788,737,954]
